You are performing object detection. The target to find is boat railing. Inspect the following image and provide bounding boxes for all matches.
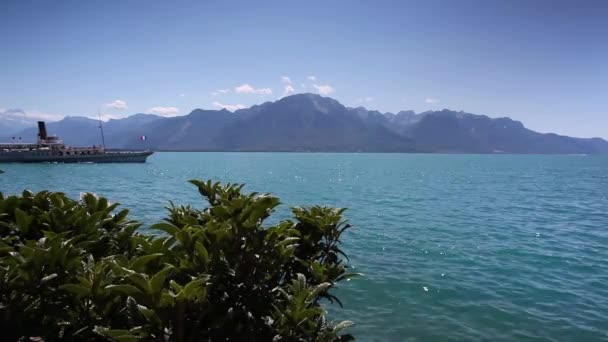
[64,146,104,152]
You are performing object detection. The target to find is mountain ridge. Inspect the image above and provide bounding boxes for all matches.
[2,94,607,154]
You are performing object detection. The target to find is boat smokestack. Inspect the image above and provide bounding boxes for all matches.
[38,121,48,140]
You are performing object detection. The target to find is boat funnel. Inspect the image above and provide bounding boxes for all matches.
[38,121,48,140]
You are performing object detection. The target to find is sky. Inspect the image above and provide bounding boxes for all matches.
[0,0,607,138]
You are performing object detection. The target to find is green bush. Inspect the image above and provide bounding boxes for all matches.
[0,180,358,341]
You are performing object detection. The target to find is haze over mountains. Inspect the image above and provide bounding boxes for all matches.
[2,94,607,154]
[0,109,41,136]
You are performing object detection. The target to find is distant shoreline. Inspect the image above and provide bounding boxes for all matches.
[148,150,593,156]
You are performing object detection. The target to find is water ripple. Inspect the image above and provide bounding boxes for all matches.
[1,153,607,341]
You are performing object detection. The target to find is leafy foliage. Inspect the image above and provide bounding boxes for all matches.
[0,180,357,341]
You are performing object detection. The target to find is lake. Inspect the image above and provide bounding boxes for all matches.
[1,152,607,341]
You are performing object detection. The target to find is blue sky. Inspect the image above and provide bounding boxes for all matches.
[1,0,606,138]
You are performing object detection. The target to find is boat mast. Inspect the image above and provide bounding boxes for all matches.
[98,109,106,150]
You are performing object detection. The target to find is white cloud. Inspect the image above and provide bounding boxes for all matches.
[312,84,335,95]
[301,83,307,89]
[307,76,317,81]
[283,84,295,96]
[105,99,128,110]
[147,106,180,116]
[179,93,186,97]
[356,96,375,103]
[234,84,272,95]
[33,111,64,121]
[0,108,64,122]
[425,97,439,104]
[212,101,246,111]
[86,114,122,122]
[280,76,296,96]
[210,89,230,96]
[401,98,407,103]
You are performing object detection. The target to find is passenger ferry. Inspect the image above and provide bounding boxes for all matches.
[0,121,153,163]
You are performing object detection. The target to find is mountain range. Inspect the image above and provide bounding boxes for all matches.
[2,93,607,154]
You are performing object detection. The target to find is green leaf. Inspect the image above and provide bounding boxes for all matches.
[334,320,354,332]
[151,222,180,236]
[150,266,173,294]
[14,208,32,233]
[94,327,143,342]
[41,273,58,283]
[178,276,210,301]
[106,284,142,296]
[59,284,91,296]
[129,253,164,271]
[169,280,183,293]
[276,236,300,247]
[194,241,209,264]
[126,272,150,292]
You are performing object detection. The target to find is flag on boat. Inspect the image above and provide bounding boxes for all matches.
[140,135,146,141]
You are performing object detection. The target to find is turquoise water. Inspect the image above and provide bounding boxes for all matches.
[1,153,607,341]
